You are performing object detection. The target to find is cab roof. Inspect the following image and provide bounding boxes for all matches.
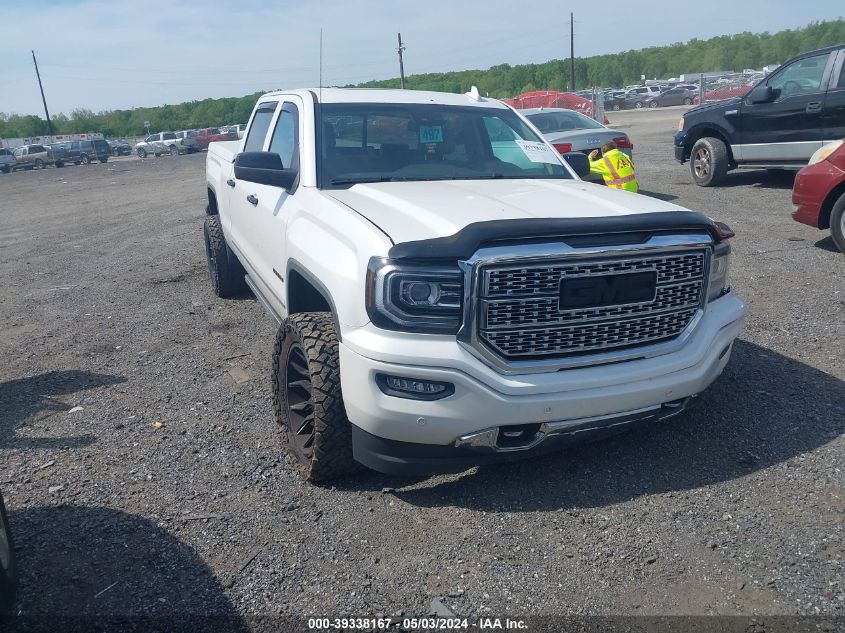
[259,87,509,108]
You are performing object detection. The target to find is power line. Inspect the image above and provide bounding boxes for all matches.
[35,24,565,77]
[40,74,273,88]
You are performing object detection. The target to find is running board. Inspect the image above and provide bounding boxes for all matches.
[244,275,282,325]
[735,163,803,170]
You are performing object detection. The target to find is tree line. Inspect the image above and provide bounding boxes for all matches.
[358,19,845,95]
[2,19,843,139]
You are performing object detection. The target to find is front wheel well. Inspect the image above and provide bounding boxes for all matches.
[819,181,845,230]
[288,268,332,315]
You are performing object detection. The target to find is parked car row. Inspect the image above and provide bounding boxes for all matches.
[50,139,112,165]
[134,127,239,158]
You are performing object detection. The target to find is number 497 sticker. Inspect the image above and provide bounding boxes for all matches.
[419,125,443,143]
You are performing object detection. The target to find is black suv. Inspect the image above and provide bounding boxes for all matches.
[62,139,111,164]
[675,45,845,186]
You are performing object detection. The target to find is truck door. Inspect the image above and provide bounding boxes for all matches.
[735,51,835,162]
[234,99,304,316]
[822,50,845,144]
[227,100,278,282]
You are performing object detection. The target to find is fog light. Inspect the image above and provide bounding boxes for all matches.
[376,374,455,401]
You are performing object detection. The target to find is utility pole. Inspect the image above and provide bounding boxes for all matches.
[397,33,406,89]
[569,13,575,92]
[31,50,54,139]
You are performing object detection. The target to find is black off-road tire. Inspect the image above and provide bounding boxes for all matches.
[0,492,18,614]
[34,158,43,169]
[830,192,845,254]
[690,136,729,187]
[203,215,246,297]
[272,313,359,482]
[169,145,178,157]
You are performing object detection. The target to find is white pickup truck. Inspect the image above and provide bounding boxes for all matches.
[205,88,746,481]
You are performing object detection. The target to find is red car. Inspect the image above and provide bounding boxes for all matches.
[792,139,845,253]
[193,127,237,151]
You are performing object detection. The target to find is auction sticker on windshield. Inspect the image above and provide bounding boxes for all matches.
[419,125,444,143]
[514,139,560,164]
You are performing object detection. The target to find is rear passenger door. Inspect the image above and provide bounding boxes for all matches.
[822,49,845,144]
[736,51,835,162]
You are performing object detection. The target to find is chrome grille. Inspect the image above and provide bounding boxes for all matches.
[476,250,707,359]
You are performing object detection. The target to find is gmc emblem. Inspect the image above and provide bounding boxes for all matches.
[560,272,657,310]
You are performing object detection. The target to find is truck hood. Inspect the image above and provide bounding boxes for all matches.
[684,96,742,118]
[326,179,688,245]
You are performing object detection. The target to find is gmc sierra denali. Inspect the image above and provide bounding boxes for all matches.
[205,88,746,481]
[676,44,845,186]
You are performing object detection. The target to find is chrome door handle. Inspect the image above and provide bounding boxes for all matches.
[226,178,235,188]
[246,194,259,206]
[806,101,822,113]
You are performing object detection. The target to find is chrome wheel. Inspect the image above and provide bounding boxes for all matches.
[283,343,315,463]
[693,147,711,179]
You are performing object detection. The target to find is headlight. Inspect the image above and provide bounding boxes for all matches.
[808,140,843,166]
[366,258,463,333]
[707,241,731,302]
[678,117,685,131]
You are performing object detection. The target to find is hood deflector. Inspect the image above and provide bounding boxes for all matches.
[388,211,726,260]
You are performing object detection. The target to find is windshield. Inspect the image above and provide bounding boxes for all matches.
[526,111,605,133]
[319,103,570,187]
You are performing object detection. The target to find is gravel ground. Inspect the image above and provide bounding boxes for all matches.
[0,111,843,630]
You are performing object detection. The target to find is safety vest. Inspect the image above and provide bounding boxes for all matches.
[589,149,638,192]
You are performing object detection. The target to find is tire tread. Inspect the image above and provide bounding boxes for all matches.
[203,215,247,297]
[272,313,358,482]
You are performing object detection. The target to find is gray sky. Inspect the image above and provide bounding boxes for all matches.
[1,0,842,116]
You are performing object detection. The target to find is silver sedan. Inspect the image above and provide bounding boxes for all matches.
[521,108,633,161]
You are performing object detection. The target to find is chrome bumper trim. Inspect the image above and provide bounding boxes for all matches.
[454,399,690,453]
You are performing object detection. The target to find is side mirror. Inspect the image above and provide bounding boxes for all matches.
[749,85,774,104]
[562,152,590,179]
[234,151,297,190]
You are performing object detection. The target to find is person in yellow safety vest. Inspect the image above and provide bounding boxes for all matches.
[588,141,639,192]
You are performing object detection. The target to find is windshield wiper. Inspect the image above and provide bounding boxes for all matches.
[329,176,396,185]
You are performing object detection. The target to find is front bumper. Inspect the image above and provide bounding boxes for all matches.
[674,132,688,163]
[791,160,845,229]
[340,294,746,475]
[351,400,691,476]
